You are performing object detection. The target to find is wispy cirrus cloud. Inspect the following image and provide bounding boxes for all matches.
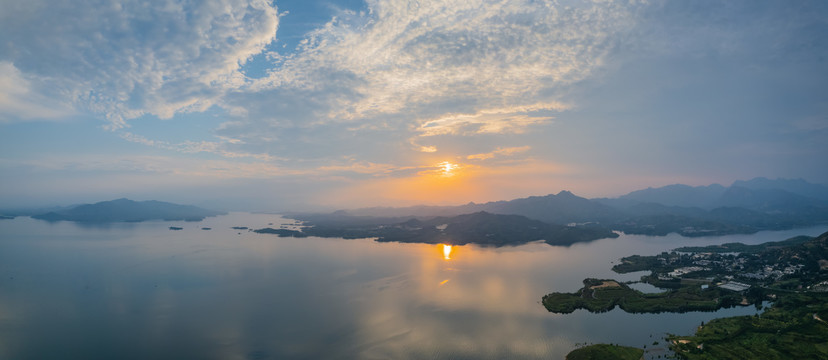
[0,0,279,128]
[467,146,531,160]
[253,1,630,119]
[1,0,636,165]
[215,0,636,160]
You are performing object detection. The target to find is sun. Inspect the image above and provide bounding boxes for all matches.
[437,161,458,177]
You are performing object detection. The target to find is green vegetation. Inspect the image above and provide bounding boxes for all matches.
[566,344,644,360]
[674,235,814,253]
[612,254,668,273]
[542,278,744,314]
[549,230,828,359]
[669,292,828,359]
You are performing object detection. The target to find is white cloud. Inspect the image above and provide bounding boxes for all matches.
[0,0,279,127]
[0,62,76,122]
[1,0,637,168]
[252,0,632,123]
[214,0,636,161]
[119,131,278,161]
[416,108,558,137]
[467,146,531,160]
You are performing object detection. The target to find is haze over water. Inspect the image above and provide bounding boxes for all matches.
[2,213,824,359]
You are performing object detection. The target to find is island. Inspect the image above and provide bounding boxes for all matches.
[31,198,225,222]
[543,230,828,359]
[257,211,619,246]
[542,278,744,314]
[252,228,307,237]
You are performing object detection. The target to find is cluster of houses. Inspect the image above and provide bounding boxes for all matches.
[739,264,804,281]
[667,266,709,278]
[652,251,809,292]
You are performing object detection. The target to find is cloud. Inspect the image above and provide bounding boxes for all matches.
[215,0,635,159]
[0,0,640,185]
[119,131,278,161]
[255,0,631,120]
[0,62,76,122]
[467,146,531,160]
[1,155,285,180]
[416,106,563,137]
[0,0,279,127]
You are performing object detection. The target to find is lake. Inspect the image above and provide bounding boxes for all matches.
[1,213,825,359]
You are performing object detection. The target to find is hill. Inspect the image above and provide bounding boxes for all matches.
[273,211,619,247]
[311,178,828,238]
[335,190,625,225]
[610,178,828,211]
[31,198,225,222]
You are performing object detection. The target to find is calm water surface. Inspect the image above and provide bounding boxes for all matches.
[1,213,825,359]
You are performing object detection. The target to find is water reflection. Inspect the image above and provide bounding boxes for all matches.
[442,244,452,260]
[0,214,825,360]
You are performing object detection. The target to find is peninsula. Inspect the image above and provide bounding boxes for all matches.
[543,230,828,359]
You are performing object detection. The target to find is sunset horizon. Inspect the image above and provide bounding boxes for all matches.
[2,0,826,212]
[2,2,828,358]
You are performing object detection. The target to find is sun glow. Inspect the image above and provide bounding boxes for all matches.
[442,244,453,260]
[438,161,458,177]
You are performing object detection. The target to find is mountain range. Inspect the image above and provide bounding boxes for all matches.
[308,178,828,237]
[30,198,225,222]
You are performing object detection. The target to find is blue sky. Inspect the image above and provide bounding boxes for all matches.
[1,0,827,211]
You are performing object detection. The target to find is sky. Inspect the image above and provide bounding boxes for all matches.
[1,0,827,211]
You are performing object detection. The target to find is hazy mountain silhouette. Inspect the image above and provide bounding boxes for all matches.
[32,198,225,222]
[611,178,828,210]
[319,177,828,237]
[613,184,727,208]
[732,177,828,200]
[343,190,624,225]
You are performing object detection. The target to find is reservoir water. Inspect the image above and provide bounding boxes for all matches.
[1,213,825,359]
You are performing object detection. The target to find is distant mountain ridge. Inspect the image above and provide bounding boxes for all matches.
[732,177,828,200]
[312,177,828,237]
[32,198,225,222]
[344,190,624,225]
[613,183,727,208]
[611,177,828,210]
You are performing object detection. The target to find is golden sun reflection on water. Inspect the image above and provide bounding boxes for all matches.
[442,244,452,260]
